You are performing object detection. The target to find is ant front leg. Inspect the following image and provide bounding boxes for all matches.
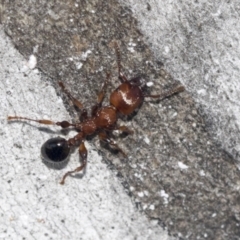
[97,72,110,105]
[60,141,87,185]
[7,116,75,129]
[98,131,127,157]
[91,73,110,117]
[58,81,83,110]
[80,109,88,121]
[59,81,89,122]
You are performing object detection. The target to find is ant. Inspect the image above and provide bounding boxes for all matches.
[8,42,185,185]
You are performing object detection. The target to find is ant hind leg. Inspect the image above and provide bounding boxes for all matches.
[7,116,75,129]
[60,141,87,185]
[98,131,127,157]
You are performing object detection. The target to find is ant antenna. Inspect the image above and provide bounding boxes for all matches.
[114,41,122,76]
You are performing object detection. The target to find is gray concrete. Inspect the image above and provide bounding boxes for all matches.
[121,0,240,165]
[0,27,170,240]
[1,1,240,239]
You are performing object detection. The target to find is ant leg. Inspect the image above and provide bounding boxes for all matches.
[80,109,88,121]
[91,73,110,117]
[91,105,99,117]
[119,73,129,83]
[7,116,75,129]
[114,41,128,83]
[98,131,127,157]
[97,72,110,105]
[59,82,88,122]
[144,84,185,100]
[60,141,87,185]
[114,125,134,135]
[58,81,83,110]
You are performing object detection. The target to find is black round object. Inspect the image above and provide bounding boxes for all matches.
[41,137,70,164]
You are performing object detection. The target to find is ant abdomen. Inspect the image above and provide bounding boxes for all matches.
[41,137,70,168]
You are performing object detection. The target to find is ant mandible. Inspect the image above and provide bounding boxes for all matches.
[8,42,185,185]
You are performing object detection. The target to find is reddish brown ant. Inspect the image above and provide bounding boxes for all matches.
[8,42,184,184]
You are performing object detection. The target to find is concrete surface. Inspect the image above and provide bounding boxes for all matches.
[0,27,171,240]
[121,0,240,166]
[1,1,240,239]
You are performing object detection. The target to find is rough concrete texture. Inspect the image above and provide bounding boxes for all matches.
[120,0,240,166]
[0,27,171,240]
[1,1,240,239]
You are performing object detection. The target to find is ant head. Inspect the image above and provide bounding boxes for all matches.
[41,137,70,169]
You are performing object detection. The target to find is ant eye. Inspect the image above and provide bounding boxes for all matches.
[129,76,143,86]
[41,137,70,168]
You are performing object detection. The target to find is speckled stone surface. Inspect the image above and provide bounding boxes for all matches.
[0,27,169,240]
[120,0,240,168]
[1,1,240,239]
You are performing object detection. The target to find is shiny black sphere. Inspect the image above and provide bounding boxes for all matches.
[41,137,70,164]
